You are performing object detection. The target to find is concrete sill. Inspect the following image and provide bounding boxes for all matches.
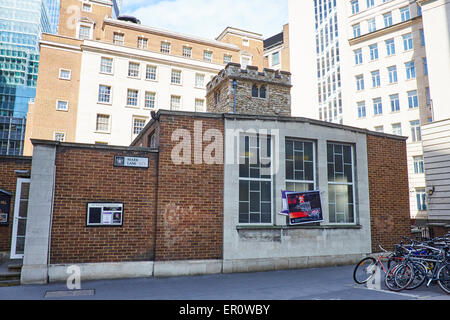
[236,224,362,231]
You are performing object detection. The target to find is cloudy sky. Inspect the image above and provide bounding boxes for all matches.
[121,0,289,40]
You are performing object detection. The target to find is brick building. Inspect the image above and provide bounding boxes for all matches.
[0,64,412,284]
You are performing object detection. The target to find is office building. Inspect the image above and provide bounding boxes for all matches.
[0,0,51,155]
[24,0,265,154]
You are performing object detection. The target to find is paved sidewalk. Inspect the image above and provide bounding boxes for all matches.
[0,265,448,300]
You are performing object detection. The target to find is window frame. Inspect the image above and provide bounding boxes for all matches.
[59,68,71,80]
[100,57,113,74]
[285,138,317,193]
[327,142,357,225]
[96,114,111,133]
[97,84,112,104]
[56,100,69,112]
[238,133,273,225]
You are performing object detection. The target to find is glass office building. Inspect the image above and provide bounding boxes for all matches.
[46,0,60,34]
[0,0,51,155]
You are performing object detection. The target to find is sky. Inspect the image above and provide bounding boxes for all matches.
[121,0,289,40]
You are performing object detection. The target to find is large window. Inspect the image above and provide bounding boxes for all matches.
[357,101,366,119]
[413,156,424,174]
[416,189,427,211]
[113,32,124,45]
[405,61,416,79]
[410,120,421,142]
[371,70,380,88]
[373,98,383,115]
[239,134,272,224]
[356,75,364,91]
[96,114,110,133]
[144,92,156,109]
[146,65,157,81]
[170,95,181,110]
[384,12,393,27]
[100,57,113,74]
[327,143,355,224]
[386,39,395,56]
[390,94,400,112]
[160,41,170,53]
[126,89,138,106]
[128,62,140,78]
[403,33,413,51]
[171,69,181,84]
[354,49,363,65]
[388,66,398,83]
[400,6,411,22]
[351,0,359,14]
[408,90,418,108]
[369,44,378,60]
[98,85,111,103]
[285,139,315,192]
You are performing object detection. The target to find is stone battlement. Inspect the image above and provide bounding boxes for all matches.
[206,63,291,94]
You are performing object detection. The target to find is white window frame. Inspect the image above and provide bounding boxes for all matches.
[285,139,316,192]
[413,156,424,174]
[195,98,205,112]
[160,41,171,54]
[82,3,92,12]
[78,23,93,40]
[327,143,357,225]
[98,84,112,104]
[132,117,147,135]
[195,73,205,88]
[113,32,124,45]
[137,37,148,49]
[238,133,273,226]
[144,91,156,109]
[100,57,113,74]
[145,65,157,81]
[56,100,69,111]
[54,132,66,142]
[171,69,182,85]
[170,95,181,111]
[96,114,111,133]
[182,46,192,58]
[59,68,71,80]
[126,89,139,107]
[128,62,140,78]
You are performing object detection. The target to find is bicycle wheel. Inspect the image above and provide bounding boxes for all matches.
[353,257,377,284]
[385,264,413,292]
[405,262,427,290]
[437,264,450,294]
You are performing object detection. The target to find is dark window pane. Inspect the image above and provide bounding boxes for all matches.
[250,180,259,191]
[305,161,314,181]
[239,158,249,178]
[239,202,249,214]
[344,164,353,183]
[250,192,260,212]
[252,84,258,97]
[348,204,354,223]
[334,144,343,155]
[327,144,334,162]
[260,85,266,98]
[261,202,271,214]
[343,145,352,164]
[294,152,304,170]
[304,142,313,161]
[328,163,335,181]
[329,204,336,223]
[250,168,260,178]
[239,214,249,223]
[250,213,260,223]
[286,160,294,179]
[294,141,303,151]
[335,154,343,173]
[295,170,304,181]
[286,140,294,160]
[261,181,271,201]
[239,180,249,201]
[261,214,271,223]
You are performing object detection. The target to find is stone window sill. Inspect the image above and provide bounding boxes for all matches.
[236,224,362,231]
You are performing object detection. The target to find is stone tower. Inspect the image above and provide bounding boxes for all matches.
[206,63,292,116]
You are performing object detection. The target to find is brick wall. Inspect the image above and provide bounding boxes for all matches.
[50,146,158,264]
[0,156,32,252]
[154,114,224,261]
[366,134,412,252]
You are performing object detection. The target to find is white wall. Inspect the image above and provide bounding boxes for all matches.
[76,41,223,146]
[420,0,450,121]
[223,119,372,264]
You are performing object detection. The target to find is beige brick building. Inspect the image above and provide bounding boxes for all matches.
[24,0,269,155]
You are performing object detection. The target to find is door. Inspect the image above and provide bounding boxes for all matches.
[10,178,30,259]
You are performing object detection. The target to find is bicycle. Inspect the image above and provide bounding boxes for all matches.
[353,244,412,291]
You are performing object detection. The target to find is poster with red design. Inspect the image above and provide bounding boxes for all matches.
[286,191,323,225]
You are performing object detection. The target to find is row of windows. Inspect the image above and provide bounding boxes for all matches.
[239,135,355,224]
[354,61,425,92]
[353,32,425,65]
[356,88,428,117]
[96,84,205,112]
[76,26,235,64]
[98,57,211,88]
[361,119,422,142]
[351,4,419,37]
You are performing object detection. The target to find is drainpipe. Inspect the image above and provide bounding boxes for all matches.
[232,79,237,114]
